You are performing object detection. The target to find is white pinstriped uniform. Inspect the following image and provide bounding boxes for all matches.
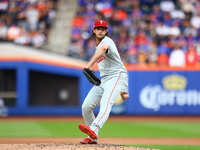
[81,36,128,137]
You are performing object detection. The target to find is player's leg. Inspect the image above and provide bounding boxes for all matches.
[81,85,103,126]
[80,85,103,144]
[90,73,128,135]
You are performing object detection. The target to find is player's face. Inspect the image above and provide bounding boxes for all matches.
[93,27,107,40]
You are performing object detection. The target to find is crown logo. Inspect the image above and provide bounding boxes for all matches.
[162,74,187,90]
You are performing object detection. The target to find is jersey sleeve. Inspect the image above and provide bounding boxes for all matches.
[99,38,112,54]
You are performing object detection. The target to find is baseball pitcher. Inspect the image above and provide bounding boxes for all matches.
[79,20,129,144]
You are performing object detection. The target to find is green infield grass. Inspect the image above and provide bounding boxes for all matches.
[0,120,200,150]
[0,121,200,138]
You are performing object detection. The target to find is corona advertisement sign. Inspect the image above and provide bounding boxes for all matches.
[126,71,200,115]
[139,74,200,111]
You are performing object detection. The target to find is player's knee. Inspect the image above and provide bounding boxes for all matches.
[82,107,90,117]
[82,103,94,115]
[82,104,90,112]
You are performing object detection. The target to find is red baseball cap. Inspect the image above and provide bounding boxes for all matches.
[93,20,108,29]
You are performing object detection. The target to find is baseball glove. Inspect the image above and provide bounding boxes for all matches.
[82,68,101,86]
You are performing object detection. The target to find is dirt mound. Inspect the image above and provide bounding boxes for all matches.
[0,143,156,150]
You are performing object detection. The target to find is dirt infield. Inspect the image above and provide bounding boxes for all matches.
[0,116,200,150]
[0,143,156,150]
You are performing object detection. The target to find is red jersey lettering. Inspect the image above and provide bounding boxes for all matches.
[97,56,105,63]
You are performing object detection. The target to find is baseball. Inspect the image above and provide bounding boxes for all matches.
[123,94,129,99]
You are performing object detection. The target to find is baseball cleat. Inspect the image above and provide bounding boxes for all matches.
[80,137,97,144]
[78,123,97,140]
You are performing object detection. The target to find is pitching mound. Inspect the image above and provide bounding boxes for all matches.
[0,143,156,150]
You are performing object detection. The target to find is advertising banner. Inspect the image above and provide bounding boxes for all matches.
[125,71,200,115]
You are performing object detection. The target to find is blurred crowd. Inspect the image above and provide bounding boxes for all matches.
[0,0,58,48]
[68,0,200,67]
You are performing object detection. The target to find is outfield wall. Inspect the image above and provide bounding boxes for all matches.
[1,61,200,116]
